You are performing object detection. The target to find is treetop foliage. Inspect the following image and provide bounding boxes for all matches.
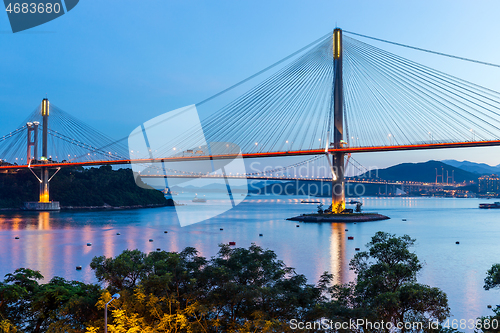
[0,166,167,208]
[0,232,455,332]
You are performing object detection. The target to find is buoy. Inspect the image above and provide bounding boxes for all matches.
[456,241,460,244]
[355,248,360,251]
[14,236,19,239]
[296,225,300,227]
[116,232,120,235]
[259,234,263,237]
[348,236,354,240]
[488,304,492,308]
[87,243,92,246]
[149,239,153,242]
[220,228,223,231]
[156,248,161,251]
[76,266,82,270]
[229,241,236,246]
[345,229,348,231]
[164,231,168,233]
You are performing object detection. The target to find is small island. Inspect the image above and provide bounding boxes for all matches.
[287,213,390,222]
[0,165,173,210]
[287,201,390,223]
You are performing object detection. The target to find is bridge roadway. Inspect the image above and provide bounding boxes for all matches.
[137,174,459,190]
[1,139,500,171]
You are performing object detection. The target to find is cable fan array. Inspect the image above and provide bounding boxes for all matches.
[343,35,500,147]
[0,104,128,165]
[146,32,500,160]
[145,34,335,159]
[3,31,500,166]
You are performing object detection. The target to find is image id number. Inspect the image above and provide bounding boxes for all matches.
[6,2,61,14]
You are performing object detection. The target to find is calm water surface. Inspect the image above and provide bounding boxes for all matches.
[1,196,499,325]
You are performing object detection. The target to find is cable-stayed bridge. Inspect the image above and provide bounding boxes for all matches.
[1,29,500,210]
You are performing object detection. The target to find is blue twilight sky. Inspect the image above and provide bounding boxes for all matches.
[1,0,500,169]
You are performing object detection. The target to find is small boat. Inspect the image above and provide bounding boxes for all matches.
[162,188,179,196]
[301,196,320,204]
[479,202,500,209]
[192,194,207,203]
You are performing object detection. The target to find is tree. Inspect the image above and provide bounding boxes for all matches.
[1,237,451,333]
[201,243,322,331]
[90,247,206,297]
[484,264,500,291]
[90,249,150,292]
[0,319,17,333]
[0,167,168,209]
[85,289,210,333]
[0,269,101,333]
[0,268,43,331]
[476,264,500,333]
[30,277,101,333]
[322,232,450,330]
[87,245,321,332]
[88,248,211,332]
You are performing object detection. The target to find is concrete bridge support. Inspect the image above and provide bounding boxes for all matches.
[331,28,345,213]
[24,98,60,211]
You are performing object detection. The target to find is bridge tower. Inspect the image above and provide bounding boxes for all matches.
[24,98,60,211]
[26,121,38,162]
[331,28,345,213]
[40,98,50,203]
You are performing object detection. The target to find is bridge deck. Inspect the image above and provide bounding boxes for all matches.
[1,140,499,170]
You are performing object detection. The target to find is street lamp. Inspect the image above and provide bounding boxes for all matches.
[105,293,120,333]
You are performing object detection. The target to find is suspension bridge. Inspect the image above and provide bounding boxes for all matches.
[1,28,500,211]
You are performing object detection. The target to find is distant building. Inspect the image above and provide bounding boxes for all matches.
[478,174,500,193]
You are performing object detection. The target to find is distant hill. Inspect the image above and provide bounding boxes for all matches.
[441,160,500,175]
[171,180,269,191]
[358,160,478,183]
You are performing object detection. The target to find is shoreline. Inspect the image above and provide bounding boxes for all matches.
[0,202,173,212]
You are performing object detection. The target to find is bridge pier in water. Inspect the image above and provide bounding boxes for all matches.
[40,98,50,203]
[24,98,60,211]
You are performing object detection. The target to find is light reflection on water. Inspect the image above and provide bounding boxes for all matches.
[0,196,499,327]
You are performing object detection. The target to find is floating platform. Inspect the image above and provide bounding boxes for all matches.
[287,213,390,223]
[23,201,60,211]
